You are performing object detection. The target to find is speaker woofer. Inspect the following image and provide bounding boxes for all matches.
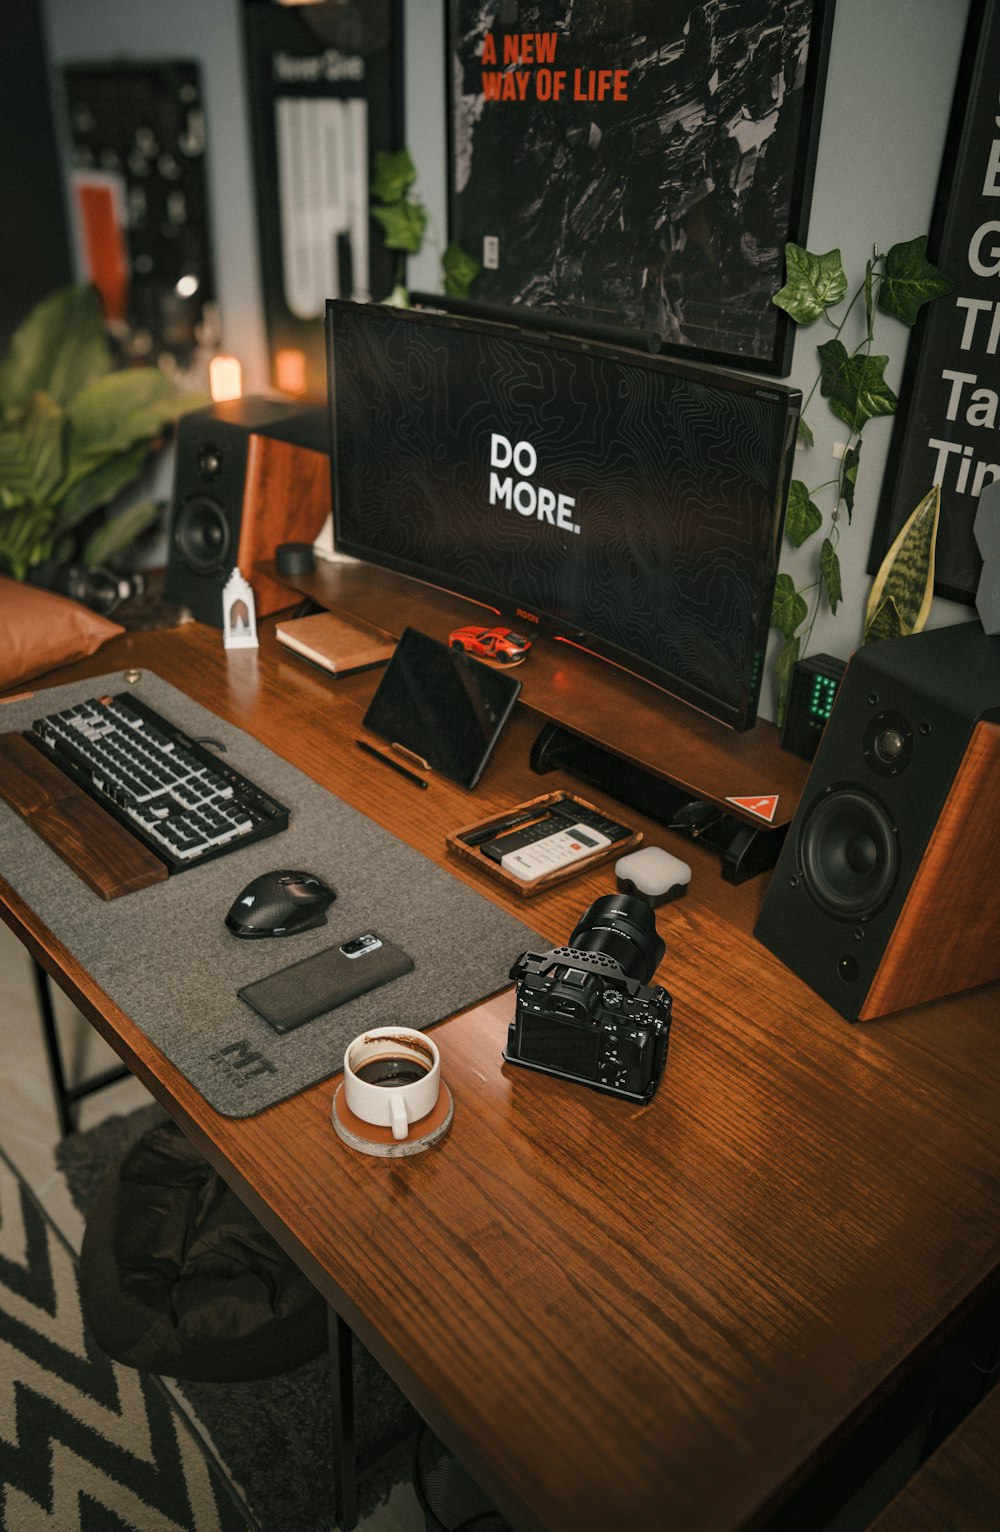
[173,496,232,574]
[799,786,899,920]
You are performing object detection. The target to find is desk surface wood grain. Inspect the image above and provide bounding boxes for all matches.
[2,619,998,1532]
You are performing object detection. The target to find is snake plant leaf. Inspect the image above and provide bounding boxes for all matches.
[817,339,898,431]
[839,441,861,521]
[863,484,940,643]
[0,285,110,415]
[771,572,808,639]
[82,497,159,567]
[878,237,954,327]
[820,537,842,614]
[864,593,905,645]
[773,635,801,727]
[784,480,823,547]
[442,241,481,299]
[773,244,848,325]
[0,392,65,505]
[372,148,418,206]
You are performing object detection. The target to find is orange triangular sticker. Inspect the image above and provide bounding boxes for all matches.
[726,794,779,823]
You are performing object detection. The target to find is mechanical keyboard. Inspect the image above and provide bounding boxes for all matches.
[29,692,289,874]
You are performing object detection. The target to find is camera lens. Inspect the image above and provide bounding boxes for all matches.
[568,894,664,982]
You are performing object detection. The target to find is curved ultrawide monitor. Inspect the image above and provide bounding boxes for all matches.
[326,300,799,730]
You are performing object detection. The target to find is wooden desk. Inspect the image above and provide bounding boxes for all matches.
[2,617,999,1532]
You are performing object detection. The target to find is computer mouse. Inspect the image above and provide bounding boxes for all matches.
[225,870,336,938]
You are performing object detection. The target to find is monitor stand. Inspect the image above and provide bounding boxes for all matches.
[529,723,785,884]
[262,558,810,882]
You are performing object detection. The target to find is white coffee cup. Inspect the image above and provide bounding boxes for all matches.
[342,1027,440,1141]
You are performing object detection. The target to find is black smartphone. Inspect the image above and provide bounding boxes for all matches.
[238,933,414,1033]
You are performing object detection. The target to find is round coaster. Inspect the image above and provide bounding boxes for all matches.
[332,1082,454,1158]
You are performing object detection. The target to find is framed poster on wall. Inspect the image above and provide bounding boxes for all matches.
[447,0,834,376]
[242,0,404,400]
[868,0,998,602]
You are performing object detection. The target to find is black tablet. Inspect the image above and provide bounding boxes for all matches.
[362,628,522,788]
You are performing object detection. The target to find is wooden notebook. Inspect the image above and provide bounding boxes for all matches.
[275,610,396,677]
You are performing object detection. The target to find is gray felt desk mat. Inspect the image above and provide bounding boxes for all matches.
[0,670,542,1117]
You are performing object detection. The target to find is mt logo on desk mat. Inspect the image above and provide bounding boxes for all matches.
[0,671,543,1117]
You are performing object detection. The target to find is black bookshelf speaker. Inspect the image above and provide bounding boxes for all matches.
[164,398,330,626]
[755,623,1000,1021]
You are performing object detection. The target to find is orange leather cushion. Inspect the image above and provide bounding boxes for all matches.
[0,575,124,690]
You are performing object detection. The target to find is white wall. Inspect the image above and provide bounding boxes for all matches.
[768,0,974,719]
[39,0,974,719]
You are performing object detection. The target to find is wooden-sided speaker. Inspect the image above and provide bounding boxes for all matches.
[755,622,1000,1021]
[164,397,330,625]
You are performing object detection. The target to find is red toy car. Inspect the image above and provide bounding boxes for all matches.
[448,625,533,665]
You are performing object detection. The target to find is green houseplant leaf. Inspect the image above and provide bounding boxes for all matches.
[863,484,940,643]
[66,367,183,460]
[0,503,58,579]
[819,538,842,614]
[878,236,954,327]
[55,444,150,531]
[771,573,808,639]
[82,497,160,567]
[772,245,848,325]
[0,393,65,505]
[784,480,823,547]
[0,285,110,415]
[371,148,418,206]
[371,199,428,254]
[839,442,861,521]
[442,241,481,299]
[817,339,898,431]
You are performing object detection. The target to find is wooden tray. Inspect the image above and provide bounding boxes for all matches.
[446,790,641,898]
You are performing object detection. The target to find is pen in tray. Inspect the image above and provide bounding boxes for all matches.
[460,808,553,848]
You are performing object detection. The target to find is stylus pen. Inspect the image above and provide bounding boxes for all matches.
[355,738,428,790]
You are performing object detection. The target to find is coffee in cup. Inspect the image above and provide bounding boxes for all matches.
[343,1027,440,1141]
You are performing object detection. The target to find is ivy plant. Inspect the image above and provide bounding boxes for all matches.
[768,237,952,723]
[371,148,480,303]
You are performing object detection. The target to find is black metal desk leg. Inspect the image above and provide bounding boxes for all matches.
[31,960,130,1138]
[329,1308,359,1531]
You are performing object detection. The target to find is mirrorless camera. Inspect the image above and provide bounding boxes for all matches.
[505,894,672,1104]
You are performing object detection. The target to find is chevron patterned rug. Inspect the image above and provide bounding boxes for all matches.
[0,1140,253,1530]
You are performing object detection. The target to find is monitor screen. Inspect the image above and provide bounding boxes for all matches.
[327,300,799,730]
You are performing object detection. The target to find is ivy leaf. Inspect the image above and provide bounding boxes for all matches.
[784,479,823,547]
[820,537,843,614]
[771,572,808,639]
[797,417,814,450]
[372,199,428,254]
[878,236,954,326]
[864,258,875,342]
[839,441,861,522]
[772,244,848,325]
[818,339,898,431]
[442,241,481,299]
[773,636,801,728]
[371,148,417,207]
